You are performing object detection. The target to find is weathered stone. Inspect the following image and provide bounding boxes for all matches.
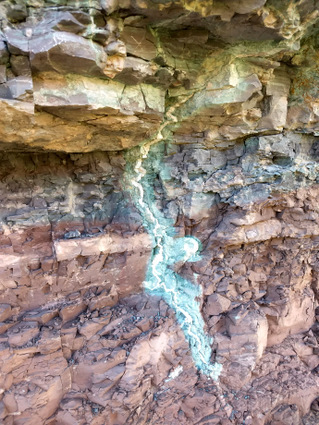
[30,32,109,77]
[0,65,6,84]
[0,41,9,65]
[5,77,33,101]
[121,27,157,61]
[205,294,231,316]
[0,304,11,322]
[59,303,87,323]
[79,315,111,339]
[23,309,58,325]
[0,1,319,424]
[3,29,29,55]
[10,55,31,77]
[7,321,39,347]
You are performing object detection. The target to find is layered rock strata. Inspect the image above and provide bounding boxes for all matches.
[1,1,319,424]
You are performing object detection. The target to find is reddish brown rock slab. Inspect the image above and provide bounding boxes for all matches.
[0,304,12,322]
[88,285,119,311]
[205,293,232,316]
[0,322,14,335]
[7,321,39,348]
[78,314,112,340]
[59,302,87,324]
[0,225,151,312]
[23,309,59,325]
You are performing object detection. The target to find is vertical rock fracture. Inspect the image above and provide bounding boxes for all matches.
[124,135,222,379]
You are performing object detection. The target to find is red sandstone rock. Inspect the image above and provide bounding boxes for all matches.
[59,303,87,323]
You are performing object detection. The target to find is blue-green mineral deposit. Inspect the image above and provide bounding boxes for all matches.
[124,143,222,379]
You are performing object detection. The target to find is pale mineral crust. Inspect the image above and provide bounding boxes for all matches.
[0,1,319,424]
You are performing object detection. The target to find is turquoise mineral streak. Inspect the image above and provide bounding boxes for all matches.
[124,144,222,379]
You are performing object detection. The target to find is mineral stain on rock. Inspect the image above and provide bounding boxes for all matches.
[124,142,222,378]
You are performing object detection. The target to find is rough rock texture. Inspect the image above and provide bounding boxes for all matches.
[1,0,319,424]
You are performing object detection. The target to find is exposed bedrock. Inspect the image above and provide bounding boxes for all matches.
[1,1,319,424]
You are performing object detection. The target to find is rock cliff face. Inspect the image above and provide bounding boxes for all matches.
[1,1,319,424]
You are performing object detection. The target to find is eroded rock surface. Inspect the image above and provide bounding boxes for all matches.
[1,1,319,424]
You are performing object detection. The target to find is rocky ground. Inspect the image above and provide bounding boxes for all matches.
[1,0,319,424]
